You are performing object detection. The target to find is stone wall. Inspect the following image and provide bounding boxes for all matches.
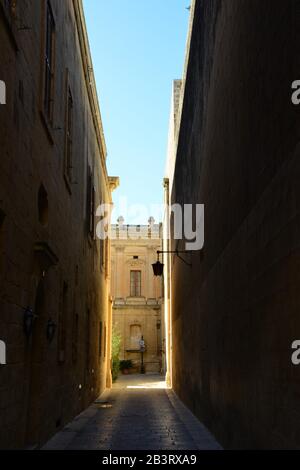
[170,0,300,449]
[0,0,112,449]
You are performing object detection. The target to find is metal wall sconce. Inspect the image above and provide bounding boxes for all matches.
[23,307,35,338]
[46,319,57,343]
[152,250,192,277]
[152,259,164,276]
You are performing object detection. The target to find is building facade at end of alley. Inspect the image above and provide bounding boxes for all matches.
[111,222,164,375]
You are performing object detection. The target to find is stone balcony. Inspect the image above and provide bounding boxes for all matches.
[113,297,162,307]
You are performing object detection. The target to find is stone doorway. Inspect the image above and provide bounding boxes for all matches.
[25,278,47,448]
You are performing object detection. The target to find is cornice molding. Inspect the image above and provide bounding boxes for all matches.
[125,259,146,267]
[72,0,111,196]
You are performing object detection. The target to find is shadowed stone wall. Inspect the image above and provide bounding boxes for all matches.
[0,0,113,449]
[170,0,300,449]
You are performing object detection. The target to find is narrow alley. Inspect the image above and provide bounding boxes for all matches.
[43,375,221,451]
[0,0,299,457]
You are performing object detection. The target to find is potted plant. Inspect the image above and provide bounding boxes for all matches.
[119,360,133,375]
[111,327,122,382]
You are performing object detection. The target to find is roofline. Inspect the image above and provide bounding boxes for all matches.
[72,0,110,182]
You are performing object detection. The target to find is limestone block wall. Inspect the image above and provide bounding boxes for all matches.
[170,0,300,449]
[0,0,112,449]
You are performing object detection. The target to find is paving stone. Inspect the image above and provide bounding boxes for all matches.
[42,374,222,450]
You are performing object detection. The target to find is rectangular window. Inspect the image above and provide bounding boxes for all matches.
[64,87,73,184]
[99,321,103,357]
[103,324,106,358]
[86,167,95,237]
[44,2,55,122]
[100,238,104,269]
[100,231,108,275]
[105,238,109,278]
[58,282,68,363]
[130,270,141,297]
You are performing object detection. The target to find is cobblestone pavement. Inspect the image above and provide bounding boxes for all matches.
[43,374,222,450]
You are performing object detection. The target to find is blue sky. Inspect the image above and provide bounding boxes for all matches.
[83,0,190,223]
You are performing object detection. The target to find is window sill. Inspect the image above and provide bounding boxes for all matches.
[64,173,72,195]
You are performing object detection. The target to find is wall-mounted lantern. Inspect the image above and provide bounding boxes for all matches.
[152,250,192,277]
[23,307,35,338]
[46,319,57,343]
[152,258,164,277]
